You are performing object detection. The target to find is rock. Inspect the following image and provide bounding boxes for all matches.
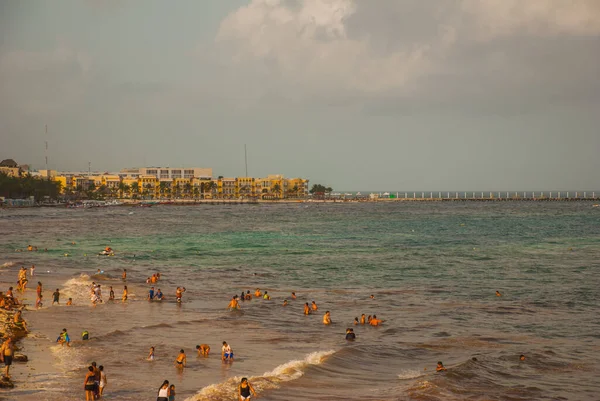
[13,353,27,362]
[0,376,14,388]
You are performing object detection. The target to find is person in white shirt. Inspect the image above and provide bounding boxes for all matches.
[221,341,234,361]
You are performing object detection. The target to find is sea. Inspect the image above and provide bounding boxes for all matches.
[0,201,599,401]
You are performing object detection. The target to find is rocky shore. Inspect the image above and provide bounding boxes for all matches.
[0,306,29,388]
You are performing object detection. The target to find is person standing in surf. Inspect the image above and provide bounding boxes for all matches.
[174,349,186,368]
[238,377,256,400]
[157,380,170,401]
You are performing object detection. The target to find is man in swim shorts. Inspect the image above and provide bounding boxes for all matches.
[304,302,311,315]
[0,337,15,378]
[221,341,234,361]
[323,311,332,325]
[174,349,186,368]
[52,288,60,305]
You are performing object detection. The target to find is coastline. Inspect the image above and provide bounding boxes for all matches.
[3,196,600,210]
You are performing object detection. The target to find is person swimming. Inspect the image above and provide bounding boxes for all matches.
[436,361,447,371]
[303,302,311,315]
[496,290,502,297]
[520,354,526,361]
[283,299,288,306]
[323,311,332,325]
[311,301,318,311]
[263,291,271,300]
[148,346,155,361]
[369,315,383,326]
[228,295,240,310]
[345,328,356,340]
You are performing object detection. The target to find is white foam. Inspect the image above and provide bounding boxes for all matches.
[397,369,425,379]
[184,349,335,401]
[1,262,16,268]
[61,274,94,304]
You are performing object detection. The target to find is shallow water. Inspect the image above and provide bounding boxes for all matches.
[1,202,599,400]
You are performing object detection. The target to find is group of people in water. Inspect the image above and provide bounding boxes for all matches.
[83,361,107,400]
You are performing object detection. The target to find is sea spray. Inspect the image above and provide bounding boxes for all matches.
[184,350,335,401]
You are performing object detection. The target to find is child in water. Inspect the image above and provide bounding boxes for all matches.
[168,384,175,401]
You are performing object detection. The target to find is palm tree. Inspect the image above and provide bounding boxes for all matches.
[118,182,128,199]
[131,182,139,199]
[184,182,192,199]
[193,187,200,200]
[159,181,168,199]
[272,183,282,199]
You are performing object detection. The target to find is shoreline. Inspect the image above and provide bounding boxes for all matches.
[3,197,600,209]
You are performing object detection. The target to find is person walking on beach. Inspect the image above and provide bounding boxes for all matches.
[168,384,176,401]
[174,349,186,368]
[0,337,15,378]
[30,264,35,277]
[157,380,170,401]
[122,269,127,281]
[52,288,60,305]
[238,377,256,400]
[109,286,115,301]
[84,366,96,401]
[222,341,234,361]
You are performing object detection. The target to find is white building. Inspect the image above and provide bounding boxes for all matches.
[119,167,213,180]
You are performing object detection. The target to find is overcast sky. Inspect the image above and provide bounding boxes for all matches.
[1,0,599,191]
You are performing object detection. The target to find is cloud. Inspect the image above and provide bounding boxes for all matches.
[214,0,600,105]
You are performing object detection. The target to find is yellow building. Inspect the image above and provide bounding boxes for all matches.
[285,178,309,198]
[139,175,159,199]
[237,177,256,199]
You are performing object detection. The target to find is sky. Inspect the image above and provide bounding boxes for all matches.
[1,0,599,191]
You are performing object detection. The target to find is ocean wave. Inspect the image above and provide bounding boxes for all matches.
[398,369,426,380]
[1,261,18,268]
[184,350,335,401]
[50,343,90,373]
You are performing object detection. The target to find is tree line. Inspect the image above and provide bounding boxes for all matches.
[0,173,62,201]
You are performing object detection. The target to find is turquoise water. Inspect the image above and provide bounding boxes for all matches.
[1,202,600,400]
